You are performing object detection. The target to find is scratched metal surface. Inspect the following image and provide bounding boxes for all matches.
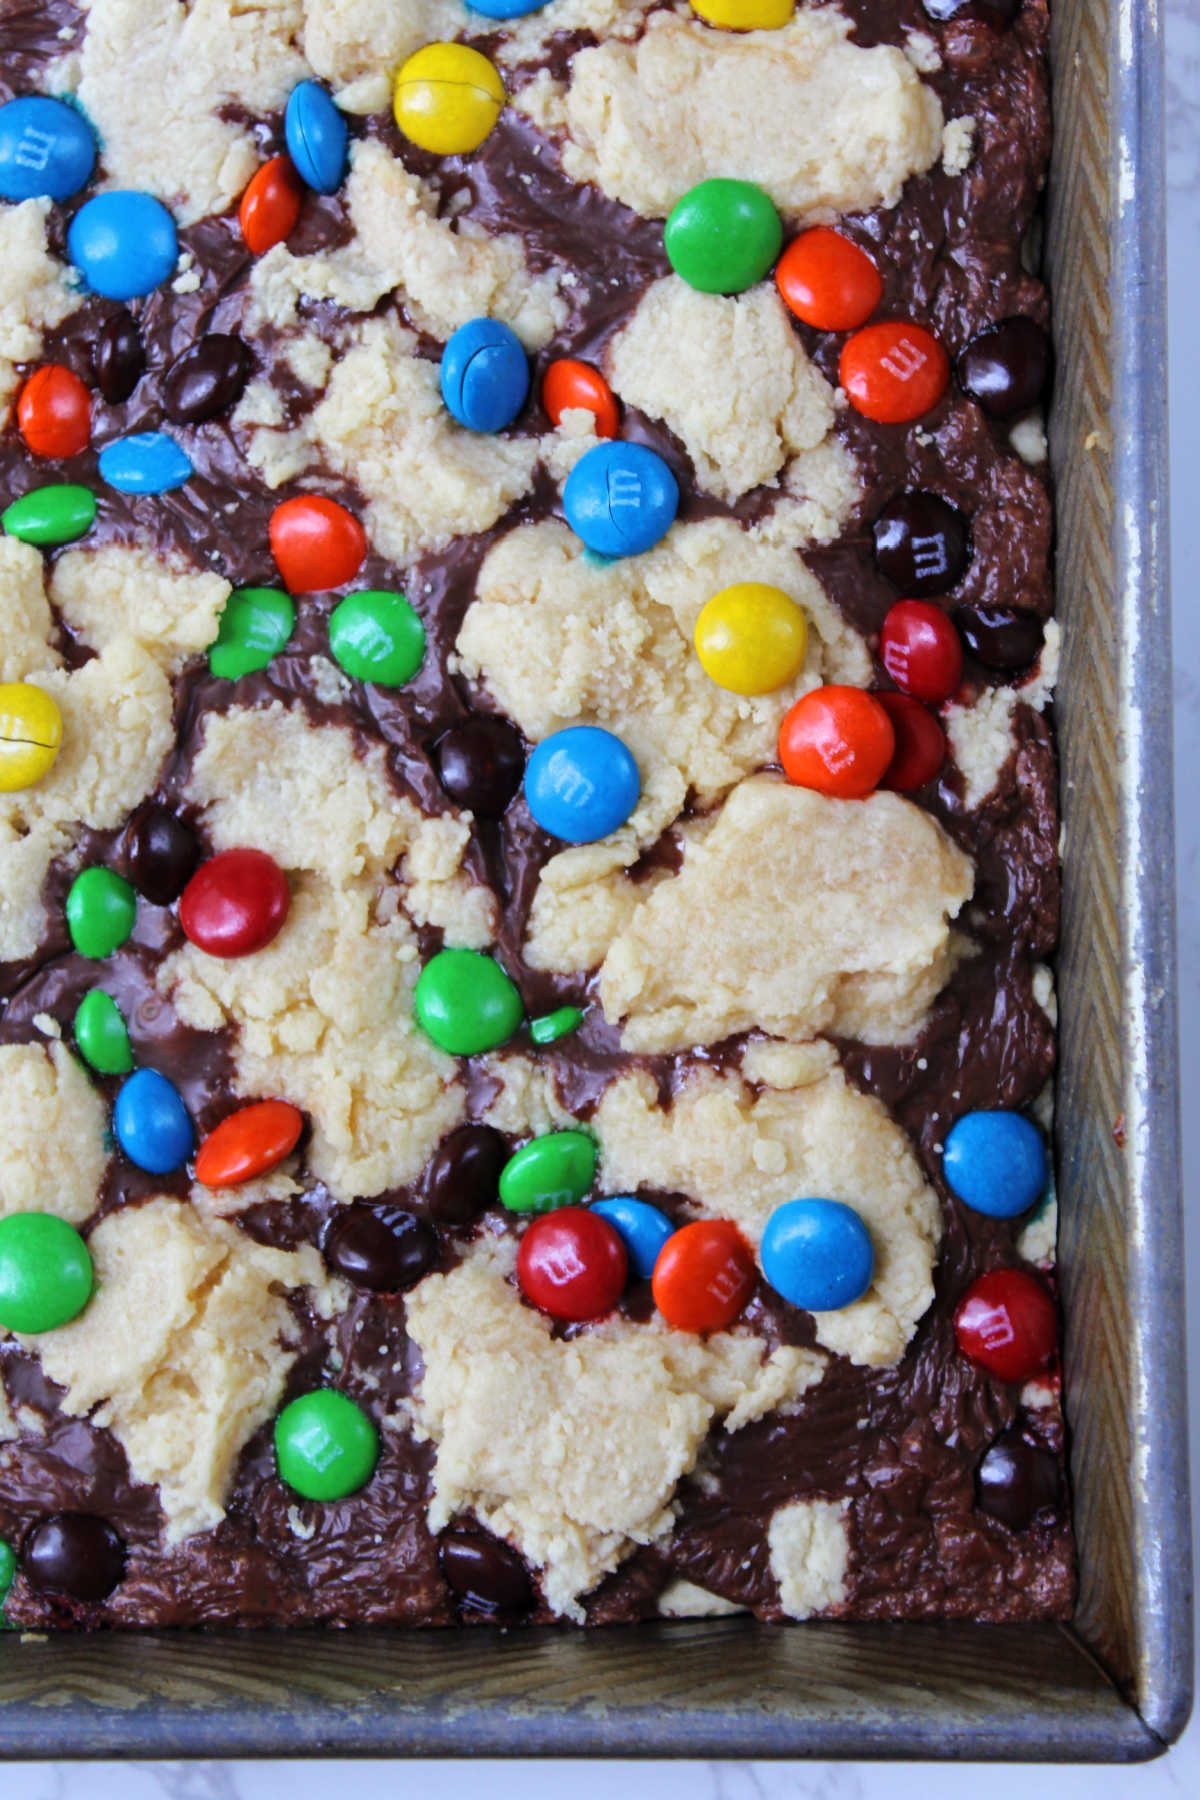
[0,0,1190,1762]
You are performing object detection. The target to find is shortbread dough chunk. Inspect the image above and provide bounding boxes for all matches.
[0,1042,108,1226]
[768,1499,850,1619]
[0,200,76,413]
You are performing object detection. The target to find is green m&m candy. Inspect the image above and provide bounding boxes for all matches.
[0,1536,15,1628]
[414,948,523,1056]
[329,589,425,687]
[2,484,97,546]
[274,1389,379,1501]
[74,989,134,1074]
[66,867,136,958]
[499,1129,597,1214]
[664,179,783,296]
[0,1212,94,1334]
[208,587,295,680]
[529,1005,583,1046]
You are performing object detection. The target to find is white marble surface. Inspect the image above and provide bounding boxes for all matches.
[6,6,1200,1795]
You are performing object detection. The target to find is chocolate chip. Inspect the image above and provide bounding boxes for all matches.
[162,335,252,425]
[93,310,144,405]
[439,1526,533,1616]
[433,718,525,818]
[424,1124,506,1226]
[955,602,1045,673]
[322,1203,439,1292]
[923,0,1021,21]
[958,319,1050,419]
[976,1429,1062,1532]
[23,1514,126,1601]
[126,802,201,905]
[873,492,971,597]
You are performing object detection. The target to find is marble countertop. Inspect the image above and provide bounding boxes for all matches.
[7,4,1200,1794]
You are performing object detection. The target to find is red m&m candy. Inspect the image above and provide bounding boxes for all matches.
[542,359,619,439]
[877,692,946,792]
[194,1099,304,1187]
[840,321,949,424]
[880,601,964,704]
[778,685,895,799]
[179,848,290,958]
[239,155,304,256]
[269,495,366,593]
[954,1268,1058,1384]
[517,1206,627,1322]
[652,1219,756,1333]
[775,228,882,332]
[18,365,91,458]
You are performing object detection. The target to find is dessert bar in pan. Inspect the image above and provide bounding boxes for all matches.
[0,0,1070,1631]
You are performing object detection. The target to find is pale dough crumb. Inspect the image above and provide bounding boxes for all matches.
[942,116,977,176]
[768,1498,850,1619]
[0,1042,108,1226]
[658,1579,748,1618]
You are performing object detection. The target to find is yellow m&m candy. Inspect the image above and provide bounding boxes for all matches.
[689,0,795,28]
[0,681,63,792]
[394,44,505,156]
[694,584,808,696]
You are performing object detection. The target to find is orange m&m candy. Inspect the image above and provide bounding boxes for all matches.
[269,494,366,593]
[839,321,949,424]
[194,1099,304,1188]
[542,359,619,439]
[776,228,882,332]
[652,1219,757,1333]
[778,685,895,799]
[18,365,91,458]
[239,155,304,256]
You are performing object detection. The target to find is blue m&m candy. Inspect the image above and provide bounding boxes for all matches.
[563,441,679,558]
[591,1197,675,1280]
[285,80,348,195]
[98,432,192,495]
[114,1069,194,1175]
[67,191,178,301]
[942,1110,1048,1219]
[440,318,529,432]
[761,1199,874,1312]
[467,0,551,14]
[0,96,96,203]
[525,726,640,843]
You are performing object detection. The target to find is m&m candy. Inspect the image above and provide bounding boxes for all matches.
[467,0,551,13]
[590,1197,675,1280]
[776,228,882,331]
[840,321,950,425]
[434,717,525,817]
[665,179,782,295]
[517,1206,627,1321]
[126,802,201,904]
[394,44,505,155]
[954,1268,1057,1384]
[874,491,971,597]
[22,1514,126,1602]
[778,686,895,799]
[563,441,679,557]
[976,1428,1062,1532]
[0,1536,13,1625]
[525,725,641,843]
[876,692,946,792]
[74,990,134,1076]
[424,1123,506,1225]
[18,366,91,459]
[760,1199,874,1312]
[0,1213,93,1335]
[688,0,795,25]
[942,1111,1048,1219]
[113,1068,195,1174]
[208,588,296,680]
[439,1526,533,1616]
[3,484,96,546]
[179,848,291,958]
[269,495,366,593]
[956,601,1045,674]
[66,868,137,959]
[542,359,619,438]
[162,336,252,424]
[694,582,807,695]
[93,311,144,405]
[239,155,303,255]
[958,318,1051,419]
[441,319,529,432]
[322,1203,438,1291]
[98,432,193,495]
[0,682,62,792]
[652,1219,756,1332]
[529,1005,584,1046]
[414,948,524,1055]
[329,589,425,686]
[67,191,178,301]
[274,1389,379,1501]
[284,80,348,195]
[880,601,963,704]
[194,1100,304,1188]
[0,96,96,202]
[499,1131,598,1214]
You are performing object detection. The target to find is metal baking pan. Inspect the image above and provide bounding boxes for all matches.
[0,0,1190,1761]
